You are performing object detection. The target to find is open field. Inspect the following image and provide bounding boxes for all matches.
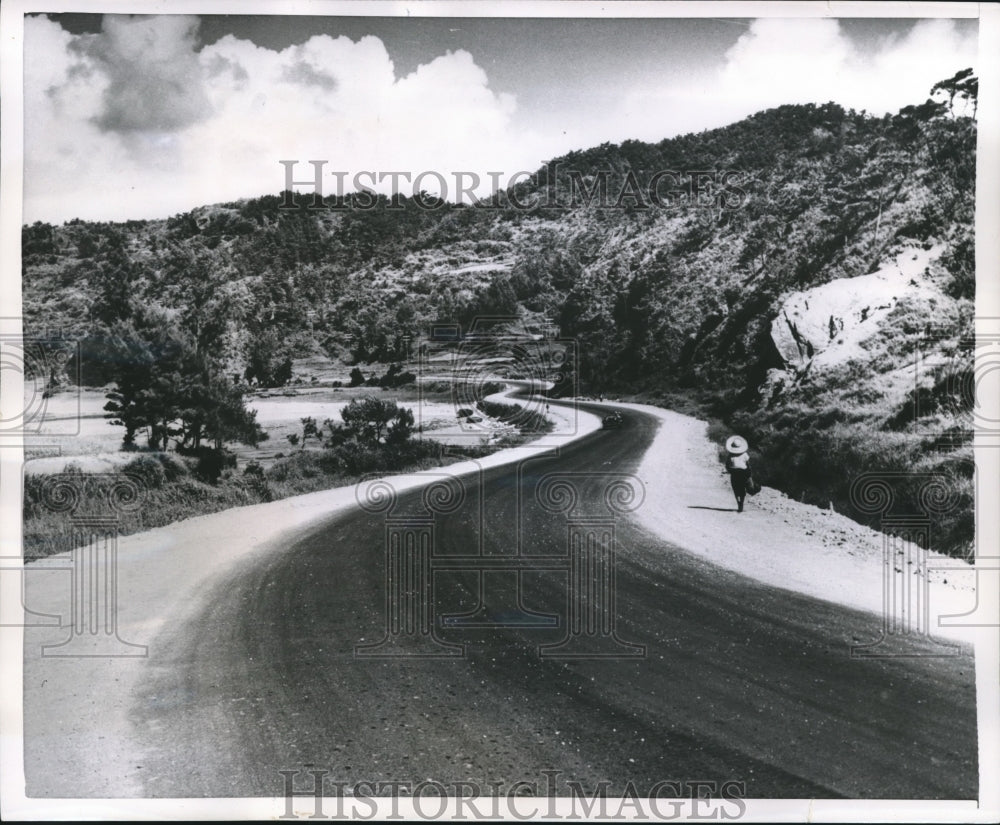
[23,380,522,475]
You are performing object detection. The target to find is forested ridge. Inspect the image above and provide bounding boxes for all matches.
[23,73,978,556]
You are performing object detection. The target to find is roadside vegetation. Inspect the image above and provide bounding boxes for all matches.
[23,391,552,560]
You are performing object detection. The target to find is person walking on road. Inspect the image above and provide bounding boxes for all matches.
[725,435,752,513]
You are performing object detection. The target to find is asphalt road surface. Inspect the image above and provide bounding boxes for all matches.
[132,403,978,799]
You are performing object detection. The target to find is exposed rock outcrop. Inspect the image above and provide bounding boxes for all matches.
[770,245,944,372]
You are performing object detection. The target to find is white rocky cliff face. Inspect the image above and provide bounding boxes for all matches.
[769,245,945,374]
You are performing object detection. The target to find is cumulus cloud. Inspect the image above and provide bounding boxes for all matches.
[610,18,977,145]
[72,15,211,133]
[717,18,977,116]
[23,15,529,222]
[281,60,337,91]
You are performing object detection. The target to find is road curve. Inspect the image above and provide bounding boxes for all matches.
[131,403,977,799]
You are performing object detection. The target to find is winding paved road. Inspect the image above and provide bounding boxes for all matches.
[130,403,977,799]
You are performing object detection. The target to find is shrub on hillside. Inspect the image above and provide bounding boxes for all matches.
[176,445,237,483]
[375,363,417,388]
[243,459,273,501]
[122,454,168,489]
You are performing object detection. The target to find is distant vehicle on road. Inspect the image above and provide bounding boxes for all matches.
[602,411,624,429]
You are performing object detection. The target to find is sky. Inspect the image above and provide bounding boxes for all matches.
[20,11,979,224]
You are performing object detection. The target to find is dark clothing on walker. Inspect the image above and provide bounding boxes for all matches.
[726,454,751,512]
[729,468,750,499]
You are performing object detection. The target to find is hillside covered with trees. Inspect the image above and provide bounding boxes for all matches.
[23,71,977,557]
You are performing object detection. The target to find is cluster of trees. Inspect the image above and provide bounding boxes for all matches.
[102,305,265,455]
[286,397,415,451]
[339,396,415,446]
[73,241,271,459]
[345,363,417,389]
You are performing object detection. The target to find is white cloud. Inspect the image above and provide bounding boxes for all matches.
[23,17,530,222]
[715,18,976,117]
[609,18,977,146]
[77,15,211,133]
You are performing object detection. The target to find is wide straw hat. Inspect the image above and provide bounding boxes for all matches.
[725,435,749,455]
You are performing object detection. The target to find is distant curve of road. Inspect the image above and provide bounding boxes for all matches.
[131,402,978,799]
